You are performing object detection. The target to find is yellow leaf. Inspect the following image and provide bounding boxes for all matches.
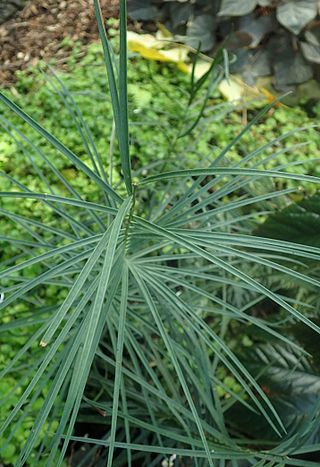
[177,62,190,74]
[127,31,162,49]
[156,24,173,39]
[128,41,173,62]
[219,78,245,101]
[127,30,188,67]
[219,76,264,102]
[188,61,211,80]
[159,47,189,63]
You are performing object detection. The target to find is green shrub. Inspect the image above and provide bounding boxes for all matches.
[128,0,320,91]
[1,42,318,203]
[1,1,320,466]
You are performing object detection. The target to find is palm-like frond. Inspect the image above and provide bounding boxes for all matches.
[1,1,320,466]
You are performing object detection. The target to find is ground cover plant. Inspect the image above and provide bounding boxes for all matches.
[1,0,320,465]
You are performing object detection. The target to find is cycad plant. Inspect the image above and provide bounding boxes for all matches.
[1,1,320,466]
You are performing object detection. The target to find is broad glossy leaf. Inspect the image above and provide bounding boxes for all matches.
[238,13,277,48]
[273,51,313,90]
[255,193,320,248]
[290,320,320,367]
[300,41,320,64]
[305,29,320,46]
[219,0,257,16]
[169,2,193,29]
[226,343,320,443]
[186,15,215,51]
[229,49,271,86]
[276,0,317,35]
[127,0,158,21]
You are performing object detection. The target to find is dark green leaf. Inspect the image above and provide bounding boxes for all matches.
[186,15,215,51]
[238,13,276,48]
[274,51,313,90]
[169,3,193,30]
[226,343,320,443]
[255,193,320,248]
[127,0,158,21]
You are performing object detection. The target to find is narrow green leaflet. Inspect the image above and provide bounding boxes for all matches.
[93,0,132,194]
[0,92,121,203]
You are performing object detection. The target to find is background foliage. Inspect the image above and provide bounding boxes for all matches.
[1,3,320,466]
[128,0,320,91]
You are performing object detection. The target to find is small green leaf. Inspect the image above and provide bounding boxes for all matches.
[1,443,16,460]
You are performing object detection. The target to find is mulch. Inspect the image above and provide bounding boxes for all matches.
[0,0,120,86]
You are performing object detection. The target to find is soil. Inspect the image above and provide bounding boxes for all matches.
[0,0,120,87]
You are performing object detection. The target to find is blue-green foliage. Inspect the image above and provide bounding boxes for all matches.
[0,37,320,465]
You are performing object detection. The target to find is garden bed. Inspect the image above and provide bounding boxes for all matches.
[0,0,119,86]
